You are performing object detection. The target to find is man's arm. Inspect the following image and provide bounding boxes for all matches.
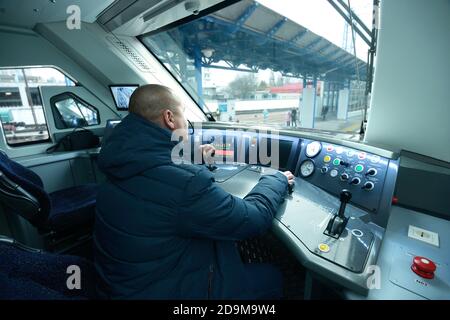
[176,169,290,240]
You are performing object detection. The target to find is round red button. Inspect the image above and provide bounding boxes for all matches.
[411,256,436,279]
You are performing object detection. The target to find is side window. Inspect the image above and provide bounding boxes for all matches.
[0,67,75,146]
[51,93,100,129]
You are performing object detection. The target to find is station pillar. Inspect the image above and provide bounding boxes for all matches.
[337,84,350,120]
[194,47,203,108]
[300,85,315,129]
[315,79,324,118]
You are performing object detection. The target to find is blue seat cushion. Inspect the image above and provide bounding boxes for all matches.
[0,241,96,299]
[0,272,70,300]
[48,183,98,232]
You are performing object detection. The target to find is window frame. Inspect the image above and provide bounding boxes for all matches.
[0,65,78,147]
[50,92,101,130]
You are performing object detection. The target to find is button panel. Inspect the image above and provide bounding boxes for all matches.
[297,140,390,213]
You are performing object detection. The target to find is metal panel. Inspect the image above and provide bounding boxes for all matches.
[70,158,97,186]
[28,160,74,193]
[345,206,450,299]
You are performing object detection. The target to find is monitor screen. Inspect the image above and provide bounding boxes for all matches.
[256,137,293,170]
[212,138,235,160]
[109,85,139,110]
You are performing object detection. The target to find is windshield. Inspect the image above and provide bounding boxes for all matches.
[140,0,371,134]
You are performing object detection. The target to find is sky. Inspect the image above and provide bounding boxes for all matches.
[205,0,373,87]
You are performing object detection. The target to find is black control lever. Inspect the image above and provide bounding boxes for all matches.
[207,164,218,172]
[288,182,295,194]
[338,189,352,218]
[206,150,217,172]
[324,189,352,238]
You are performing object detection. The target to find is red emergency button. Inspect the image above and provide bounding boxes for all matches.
[411,256,436,279]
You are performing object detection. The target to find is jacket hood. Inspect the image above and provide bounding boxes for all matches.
[98,113,180,179]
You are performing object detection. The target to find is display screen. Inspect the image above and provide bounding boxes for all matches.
[257,138,293,170]
[109,85,139,110]
[212,137,235,159]
[278,140,294,170]
[213,141,235,158]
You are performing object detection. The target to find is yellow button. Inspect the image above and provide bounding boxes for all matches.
[318,243,330,253]
[324,155,331,163]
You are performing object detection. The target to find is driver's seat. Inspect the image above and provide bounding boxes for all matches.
[0,236,96,299]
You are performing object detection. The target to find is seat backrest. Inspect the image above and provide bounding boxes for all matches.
[0,151,50,227]
[0,237,96,299]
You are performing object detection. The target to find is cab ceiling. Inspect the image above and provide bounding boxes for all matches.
[0,0,115,29]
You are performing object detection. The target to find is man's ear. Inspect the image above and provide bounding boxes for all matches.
[162,109,175,130]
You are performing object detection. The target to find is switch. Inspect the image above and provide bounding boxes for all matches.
[362,181,374,191]
[340,160,350,167]
[408,225,439,247]
[366,168,377,176]
[340,173,349,181]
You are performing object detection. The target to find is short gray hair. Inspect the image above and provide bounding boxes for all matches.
[129,84,181,121]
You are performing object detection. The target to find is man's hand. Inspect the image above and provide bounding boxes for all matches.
[282,171,295,185]
[200,144,216,164]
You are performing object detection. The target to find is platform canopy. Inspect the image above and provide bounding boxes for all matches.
[170,0,367,83]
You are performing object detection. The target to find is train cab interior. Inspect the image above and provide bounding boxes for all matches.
[0,0,449,300]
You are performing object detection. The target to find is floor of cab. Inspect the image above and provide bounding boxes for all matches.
[239,232,342,300]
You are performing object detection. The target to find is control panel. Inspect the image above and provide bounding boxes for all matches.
[295,139,390,213]
[195,129,301,172]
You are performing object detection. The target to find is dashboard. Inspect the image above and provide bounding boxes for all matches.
[194,127,395,226]
[188,126,400,295]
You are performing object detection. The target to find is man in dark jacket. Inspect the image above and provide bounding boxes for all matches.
[94,84,294,299]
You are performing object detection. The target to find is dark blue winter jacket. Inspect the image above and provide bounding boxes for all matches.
[94,113,288,299]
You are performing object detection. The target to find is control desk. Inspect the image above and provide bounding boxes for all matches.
[211,162,449,299]
[202,133,448,299]
[210,163,383,295]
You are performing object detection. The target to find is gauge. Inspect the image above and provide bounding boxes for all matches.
[305,141,322,158]
[300,159,315,177]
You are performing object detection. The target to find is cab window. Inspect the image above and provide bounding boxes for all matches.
[51,93,100,129]
[0,67,75,146]
[140,1,372,133]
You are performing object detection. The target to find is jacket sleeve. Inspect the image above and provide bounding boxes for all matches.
[176,169,288,240]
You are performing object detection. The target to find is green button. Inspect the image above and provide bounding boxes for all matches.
[333,159,341,165]
[355,164,364,172]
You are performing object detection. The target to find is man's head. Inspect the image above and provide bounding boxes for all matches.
[129,84,188,140]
